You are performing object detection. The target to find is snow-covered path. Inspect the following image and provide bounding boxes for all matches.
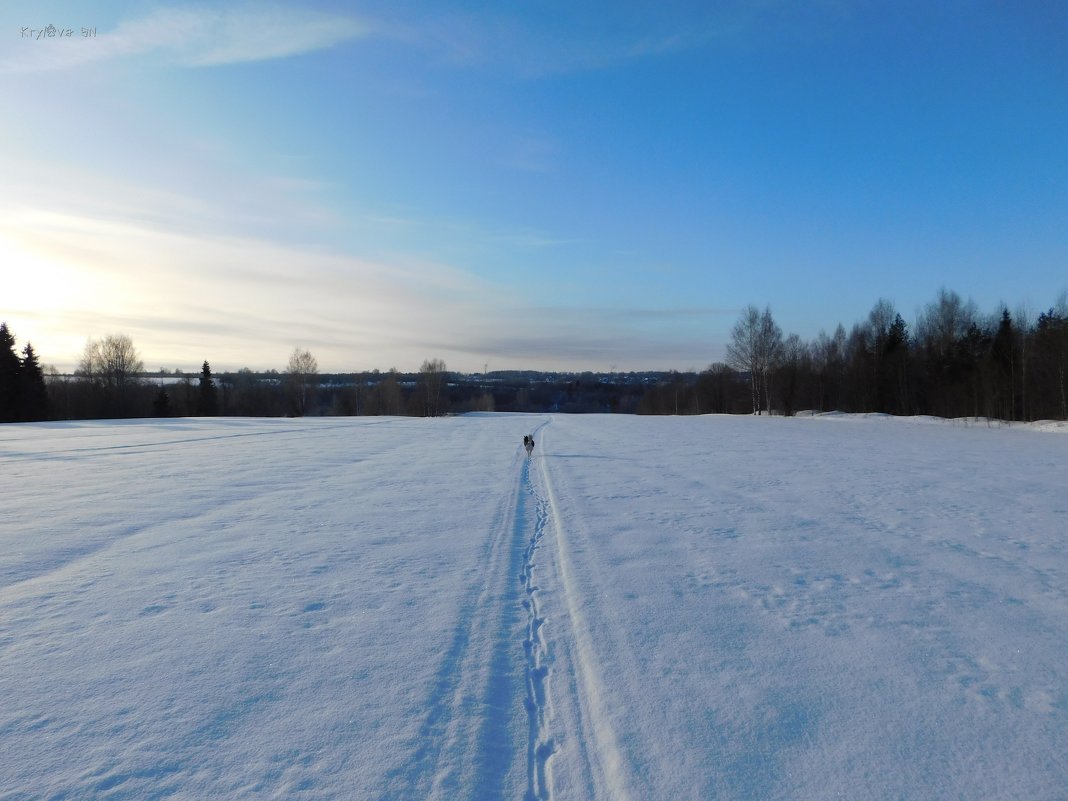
[1,414,1066,800]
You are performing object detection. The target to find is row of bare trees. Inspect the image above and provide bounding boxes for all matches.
[23,333,454,421]
[720,289,1068,420]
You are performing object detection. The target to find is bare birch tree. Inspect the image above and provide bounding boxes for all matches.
[286,348,318,416]
[77,334,144,417]
[757,307,783,414]
[419,358,448,417]
[79,334,143,391]
[726,305,762,414]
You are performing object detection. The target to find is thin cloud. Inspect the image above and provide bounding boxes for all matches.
[4,203,724,372]
[557,307,738,320]
[355,208,579,253]
[2,202,510,370]
[423,303,725,371]
[3,5,370,73]
[1,154,341,246]
[384,4,761,79]
[497,135,561,174]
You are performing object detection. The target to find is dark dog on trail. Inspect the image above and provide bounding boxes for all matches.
[523,435,534,457]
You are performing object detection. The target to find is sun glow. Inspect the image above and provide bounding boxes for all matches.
[0,229,112,366]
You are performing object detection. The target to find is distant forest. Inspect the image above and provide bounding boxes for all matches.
[2,288,1067,423]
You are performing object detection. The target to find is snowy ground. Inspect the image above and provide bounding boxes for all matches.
[1,413,1066,800]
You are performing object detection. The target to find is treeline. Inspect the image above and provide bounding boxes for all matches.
[133,367,645,418]
[4,286,1067,423]
[37,340,459,420]
[637,288,1068,421]
[0,324,659,420]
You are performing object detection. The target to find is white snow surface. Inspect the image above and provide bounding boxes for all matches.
[1,413,1066,800]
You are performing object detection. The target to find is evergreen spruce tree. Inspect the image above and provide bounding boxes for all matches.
[1035,306,1068,420]
[152,387,172,417]
[0,323,23,422]
[883,313,911,415]
[19,343,49,421]
[197,361,219,416]
[989,309,1016,420]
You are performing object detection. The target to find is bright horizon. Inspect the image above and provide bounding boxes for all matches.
[1,2,1065,374]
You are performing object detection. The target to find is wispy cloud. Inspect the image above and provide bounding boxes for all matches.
[2,197,726,372]
[497,135,561,174]
[353,209,580,257]
[381,5,756,79]
[1,205,503,369]
[438,308,723,371]
[4,5,370,73]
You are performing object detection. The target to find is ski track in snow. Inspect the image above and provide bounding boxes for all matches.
[520,420,555,801]
[380,417,558,801]
[393,414,633,801]
[380,451,526,801]
[534,420,634,801]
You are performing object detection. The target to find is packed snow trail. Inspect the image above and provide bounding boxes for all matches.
[528,420,635,801]
[380,416,559,801]
[381,445,527,801]
[519,430,555,800]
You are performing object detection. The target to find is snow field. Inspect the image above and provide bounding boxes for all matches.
[1,417,531,800]
[536,414,1068,800]
[1,413,1066,800]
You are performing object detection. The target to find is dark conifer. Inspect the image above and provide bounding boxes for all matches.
[885,314,909,354]
[153,387,172,417]
[988,309,1016,420]
[0,323,22,422]
[19,343,49,421]
[197,361,219,416]
[1035,307,1068,419]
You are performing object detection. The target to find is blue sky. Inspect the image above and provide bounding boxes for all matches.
[1,1,1065,372]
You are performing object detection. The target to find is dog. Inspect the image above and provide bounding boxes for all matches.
[523,434,534,458]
